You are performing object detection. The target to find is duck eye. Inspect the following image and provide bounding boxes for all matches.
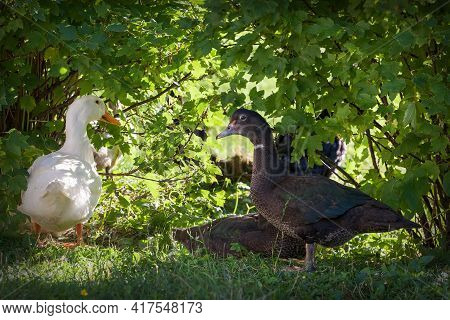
[239,114,247,121]
[95,100,100,104]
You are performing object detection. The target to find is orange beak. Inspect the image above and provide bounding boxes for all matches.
[100,111,121,126]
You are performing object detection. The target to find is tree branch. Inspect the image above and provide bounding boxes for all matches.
[317,151,360,188]
[302,0,317,15]
[120,72,192,115]
[175,106,209,157]
[366,129,380,175]
[99,168,195,183]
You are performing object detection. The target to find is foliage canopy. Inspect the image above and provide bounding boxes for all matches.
[0,0,448,249]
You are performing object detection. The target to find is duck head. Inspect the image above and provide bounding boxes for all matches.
[216,108,270,144]
[66,95,120,126]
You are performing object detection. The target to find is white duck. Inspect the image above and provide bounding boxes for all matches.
[18,95,120,246]
[93,145,122,173]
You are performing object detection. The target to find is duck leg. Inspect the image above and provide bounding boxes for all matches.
[32,222,44,247]
[62,223,84,248]
[76,223,84,245]
[304,243,316,272]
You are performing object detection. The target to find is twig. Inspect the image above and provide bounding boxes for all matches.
[367,134,383,152]
[99,168,195,183]
[302,0,317,15]
[346,101,425,163]
[372,120,399,147]
[176,107,209,156]
[120,72,192,115]
[431,185,444,232]
[402,56,413,73]
[365,129,380,175]
[316,151,360,188]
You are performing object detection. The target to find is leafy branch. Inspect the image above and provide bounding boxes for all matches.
[120,72,192,114]
[317,151,360,188]
[365,129,381,176]
[99,168,196,183]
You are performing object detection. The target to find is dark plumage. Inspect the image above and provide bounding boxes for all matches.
[174,213,305,258]
[175,111,346,258]
[277,134,346,177]
[217,108,420,271]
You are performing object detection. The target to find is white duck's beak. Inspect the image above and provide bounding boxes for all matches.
[100,111,121,126]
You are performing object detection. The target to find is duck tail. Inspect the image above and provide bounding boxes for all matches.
[43,180,71,202]
[350,203,421,233]
[400,219,421,229]
[367,216,421,232]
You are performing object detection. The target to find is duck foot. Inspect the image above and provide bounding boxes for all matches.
[281,265,304,272]
[303,263,316,272]
[61,242,82,248]
[61,223,84,248]
[281,263,316,272]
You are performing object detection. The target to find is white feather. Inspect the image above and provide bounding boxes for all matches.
[18,96,106,233]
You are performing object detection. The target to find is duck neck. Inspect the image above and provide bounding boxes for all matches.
[60,118,95,166]
[251,127,281,178]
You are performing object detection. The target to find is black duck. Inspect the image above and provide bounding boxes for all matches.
[217,108,420,271]
[174,213,305,258]
[175,117,346,258]
[277,134,346,177]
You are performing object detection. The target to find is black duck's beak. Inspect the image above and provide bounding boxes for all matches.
[216,124,235,139]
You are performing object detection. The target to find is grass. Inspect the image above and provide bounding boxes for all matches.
[0,235,448,300]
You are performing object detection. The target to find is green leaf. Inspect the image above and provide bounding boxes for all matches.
[6,18,23,32]
[20,96,36,112]
[381,78,406,98]
[380,61,401,80]
[417,161,440,181]
[412,73,429,89]
[403,102,416,128]
[394,133,420,156]
[44,47,59,61]
[45,120,64,133]
[396,31,415,49]
[285,82,298,101]
[402,178,427,212]
[79,79,94,95]
[132,252,141,264]
[190,60,206,78]
[106,23,126,32]
[421,98,447,116]
[118,195,130,207]
[59,25,78,41]
[28,31,46,49]
[95,2,111,17]
[8,174,28,194]
[144,178,160,198]
[335,104,352,121]
[430,136,447,152]
[356,92,376,109]
[429,81,449,103]
[4,130,29,156]
[59,66,69,75]
[443,171,450,196]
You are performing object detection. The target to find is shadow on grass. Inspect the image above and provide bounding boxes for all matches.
[0,236,448,300]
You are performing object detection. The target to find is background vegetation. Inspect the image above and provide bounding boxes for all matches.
[0,0,448,299]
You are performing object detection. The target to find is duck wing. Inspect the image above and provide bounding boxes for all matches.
[271,175,374,225]
[19,153,102,228]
